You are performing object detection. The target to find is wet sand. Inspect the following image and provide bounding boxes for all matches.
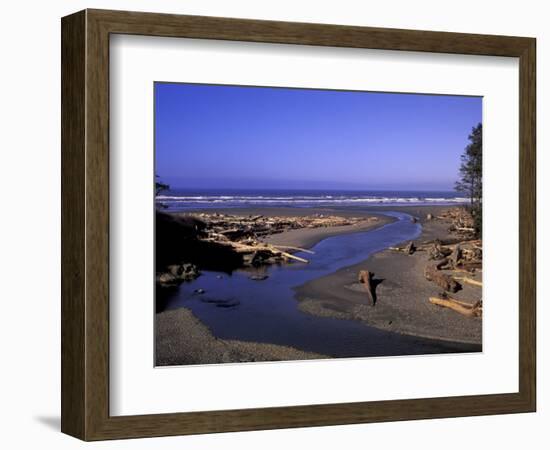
[156,307,326,366]
[295,205,482,345]
[262,216,394,249]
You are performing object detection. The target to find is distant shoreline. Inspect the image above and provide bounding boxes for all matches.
[157,190,469,212]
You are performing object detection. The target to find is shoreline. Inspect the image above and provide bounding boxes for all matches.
[156,307,326,366]
[294,205,482,345]
[261,214,395,250]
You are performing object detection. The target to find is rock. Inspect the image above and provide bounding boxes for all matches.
[156,272,178,286]
[167,263,200,281]
[250,252,264,266]
[264,257,282,265]
[410,216,418,223]
[215,300,240,308]
[249,274,269,281]
[247,250,274,267]
[194,288,205,294]
[427,213,434,220]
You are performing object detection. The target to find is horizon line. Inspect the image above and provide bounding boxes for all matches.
[163,187,461,193]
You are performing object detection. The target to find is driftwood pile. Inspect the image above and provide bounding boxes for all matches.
[423,238,483,317]
[179,212,371,267]
[156,211,374,286]
[435,208,477,237]
[390,238,481,268]
[193,212,368,237]
[425,209,482,317]
[387,208,483,317]
[426,239,482,270]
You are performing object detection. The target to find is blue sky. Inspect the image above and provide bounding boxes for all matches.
[155,83,481,191]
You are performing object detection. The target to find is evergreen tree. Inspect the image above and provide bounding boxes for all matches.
[455,123,482,236]
[155,175,169,196]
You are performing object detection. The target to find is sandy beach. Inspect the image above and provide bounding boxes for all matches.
[295,205,482,344]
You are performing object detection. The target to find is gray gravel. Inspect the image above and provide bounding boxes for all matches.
[295,206,482,345]
[156,307,326,366]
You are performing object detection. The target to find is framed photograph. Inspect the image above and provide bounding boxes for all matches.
[61,9,536,440]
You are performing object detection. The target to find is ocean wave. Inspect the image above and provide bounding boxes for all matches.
[155,194,468,206]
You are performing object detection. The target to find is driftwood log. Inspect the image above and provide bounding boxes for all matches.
[457,261,482,271]
[453,276,482,287]
[213,240,310,264]
[450,244,462,268]
[271,245,315,255]
[429,296,482,317]
[405,241,416,255]
[450,267,476,274]
[428,242,452,260]
[388,241,416,254]
[358,270,376,306]
[424,264,461,292]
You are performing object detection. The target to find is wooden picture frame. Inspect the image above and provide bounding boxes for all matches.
[61,9,536,441]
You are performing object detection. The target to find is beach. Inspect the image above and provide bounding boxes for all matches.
[156,204,482,365]
[175,206,396,248]
[295,205,482,344]
[156,307,326,366]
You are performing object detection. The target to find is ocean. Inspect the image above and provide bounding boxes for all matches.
[156,189,467,211]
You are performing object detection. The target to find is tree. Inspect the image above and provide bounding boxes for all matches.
[155,175,169,196]
[455,123,482,236]
[155,175,170,210]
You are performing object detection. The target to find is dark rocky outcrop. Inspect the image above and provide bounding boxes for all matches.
[156,211,244,273]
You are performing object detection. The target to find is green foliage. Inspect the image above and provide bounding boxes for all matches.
[455,123,482,237]
[155,175,169,196]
